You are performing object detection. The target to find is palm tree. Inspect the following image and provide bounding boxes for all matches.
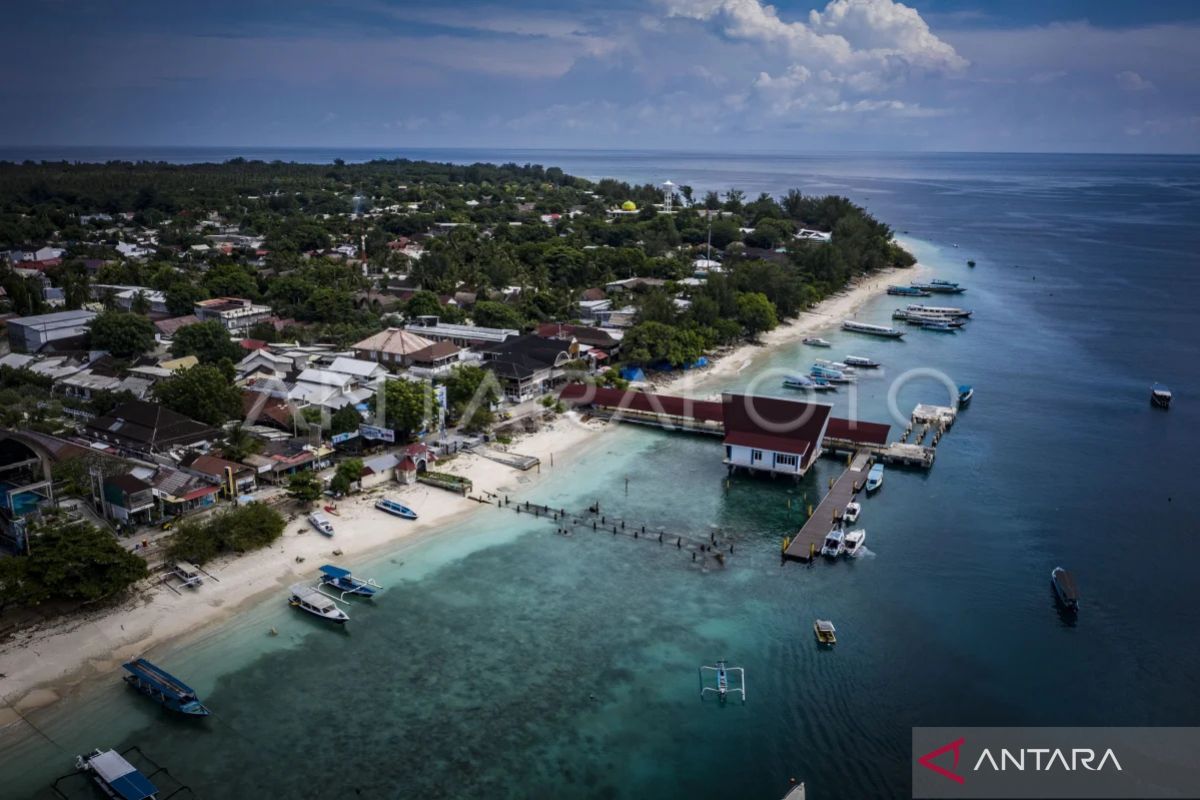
[221,423,262,463]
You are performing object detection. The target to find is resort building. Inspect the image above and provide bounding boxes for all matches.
[721,393,831,478]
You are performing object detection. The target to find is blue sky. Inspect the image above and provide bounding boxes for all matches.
[4,0,1199,152]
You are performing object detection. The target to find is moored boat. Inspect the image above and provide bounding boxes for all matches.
[917,319,956,332]
[1050,566,1079,612]
[820,529,845,558]
[75,749,159,800]
[842,355,879,369]
[318,564,381,598]
[375,497,418,519]
[887,285,930,297]
[308,511,334,536]
[121,659,210,717]
[843,529,866,557]
[810,364,854,383]
[842,320,905,339]
[1151,383,1172,409]
[289,583,349,624]
[911,281,966,294]
[802,337,832,348]
[783,374,836,392]
[866,464,884,492]
[813,619,837,645]
[905,303,972,319]
[814,358,855,373]
[842,501,861,523]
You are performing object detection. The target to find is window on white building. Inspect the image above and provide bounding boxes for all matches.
[752,449,763,461]
[774,453,799,467]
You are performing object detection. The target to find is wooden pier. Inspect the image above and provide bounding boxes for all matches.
[782,452,872,562]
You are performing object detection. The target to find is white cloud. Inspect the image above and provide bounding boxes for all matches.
[1115,70,1155,92]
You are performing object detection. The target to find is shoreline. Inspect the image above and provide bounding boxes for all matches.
[0,258,926,725]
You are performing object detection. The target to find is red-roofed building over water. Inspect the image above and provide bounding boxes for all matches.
[721,393,831,478]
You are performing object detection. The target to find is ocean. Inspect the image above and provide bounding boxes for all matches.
[1,150,1198,799]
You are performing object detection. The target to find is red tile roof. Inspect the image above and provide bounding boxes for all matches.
[721,393,831,456]
[824,417,890,445]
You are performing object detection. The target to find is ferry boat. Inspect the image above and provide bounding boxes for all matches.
[318,564,381,598]
[1151,383,1172,409]
[289,583,349,624]
[802,337,832,348]
[814,358,855,373]
[308,511,334,536]
[887,285,930,297]
[905,303,972,319]
[842,501,861,524]
[782,375,836,392]
[866,464,884,492]
[1050,567,1079,612]
[121,659,210,717]
[75,749,159,800]
[375,497,418,520]
[842,356,879,369]
[810,364,854,384]
[813,619,837,645]
[911,281,966,294]
[820,529,845,558]
[958,384,974,405]
[842,320,905,339]
[843,529,866,557]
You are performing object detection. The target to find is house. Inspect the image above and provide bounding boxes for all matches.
[406,341,463,378]
[102,474,157,525]
[326,355,389,382]
[404,316,518,348]
[148,464,221,517]
[154,315,200,338]
[6,309,97,353]
[243,439,334,483]
[351,327,437,369]
[91,284,170,314]
[235,349,294,381]
[287,368,372,410]
[86,401,218,456]
[721,393,831,479]
[115,242,154,259]
[604,277,667,294]
[577,298,612,321]
[535,323,621,351]
[796,228,833,243]
[179,452,258,497]
[480,335,574,402]
[193,297,273,333]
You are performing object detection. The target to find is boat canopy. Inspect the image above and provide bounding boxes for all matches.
[319,564,352,580]
[89,751,158,800]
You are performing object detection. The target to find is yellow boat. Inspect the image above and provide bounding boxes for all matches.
[813,619,837,645]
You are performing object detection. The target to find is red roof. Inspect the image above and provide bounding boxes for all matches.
[824,417,890,446]
[721,393,831,457]
[558,384,724,423]
[240,338,268,351]
[399,456,417,471]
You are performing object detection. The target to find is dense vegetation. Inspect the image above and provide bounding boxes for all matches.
[164,503,286,565]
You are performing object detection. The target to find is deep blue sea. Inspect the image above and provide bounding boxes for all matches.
[1,150,1198,799]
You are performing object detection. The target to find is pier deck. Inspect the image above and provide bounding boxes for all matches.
[783,453,871,562]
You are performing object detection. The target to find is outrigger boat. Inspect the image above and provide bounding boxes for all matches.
[308,511,334,536]
[887,285,930,297]
[73,749,160,800]
[802,336,832,348]
[842,320,905,339]
[375,497,418,520]
[813,619,837,645]
[121,659,210,717]
[866,464,884,492]
[318,564,382,599]
[843,529,866,557]
[782,374,836,392]
[1051,567,1079,612]
[842,355,879,369]
[698,660,746,703]
[289,583,349,624]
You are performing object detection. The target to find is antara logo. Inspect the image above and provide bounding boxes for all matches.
[918,737,1124,785]
[918,737,966,784]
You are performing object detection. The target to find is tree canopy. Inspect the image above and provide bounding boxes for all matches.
[169,320,244,364]
[88,310,155,359]
[153,363,243,425]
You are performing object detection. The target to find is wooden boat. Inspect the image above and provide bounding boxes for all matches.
[843,355,879,368]
[318,564,381,599]
[802,337,832,348]
[843,529,866,557]
[1151,383,1172,409]
[813,619,837,645]
[121,659,210,717]
[842,320,904,338]
[1051,567,1079,612]
[289,583,349,624]
[308,511,334,536]
[75,749,159,800]
[905,303,972,319]
[375,498,418,520]
[866,464,884,492]
[782,375,836,392]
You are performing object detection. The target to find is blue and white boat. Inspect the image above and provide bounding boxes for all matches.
[289,583,349,624]
[811,364,854,383]
[75,749,159,800]
[887,285,930,297]
[911,281,966,294]
[842,320,905,338]
[917,319,956,332]
[318,564,382,599]
[783,374,836,392]
[958,384,974,405]
[121,659,210,717]
[375,497,418,520]
[866,464,884,492]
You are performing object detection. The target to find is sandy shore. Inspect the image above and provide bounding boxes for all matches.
[0,259,925,722]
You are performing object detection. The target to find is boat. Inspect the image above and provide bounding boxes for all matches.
[121,659,210,717]
[958,384,974,405]
[810,364,853,383]
[842,501,861,524]
[842,355,879,369]
[318,564,381,598]
[917,319,956,332]
[842,320,905,339]
[698,660,746,702]
[1151,383,1172,409]
[802,337,832,348]
[843,529,866,557]
[820,529,845,558]
[75,749,159,800]
[813,619,837,645]
[866,464,884,492]
[308,511,334,536]
[782,375,836,392]
[375,497,418,520]
[911,281,966,294]
[782,780,807,800]
[932,278,959,287]
[905,303,972,319]
[1050,566,1079,612]
[289,583,349,624]
[887,285,930,297]
[815,358,855,373]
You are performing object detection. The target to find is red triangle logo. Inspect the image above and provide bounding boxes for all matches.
[918,737,966,785]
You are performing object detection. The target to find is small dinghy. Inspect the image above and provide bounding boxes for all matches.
[813,619,837,646]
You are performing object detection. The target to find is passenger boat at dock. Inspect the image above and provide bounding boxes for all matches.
[842,355,879,369]
[810,364,854,383]
[74,749,160,800]
[802,336,832,348]
[1051,566,1079,612]
[782,374,836,392]
[905,303,972,319]
[887,285,930,297]
[375,497,418,519]
[842,320,905,338]
[813,619,837,646]
[121,659,210,717]
[820,529,845,558]
[814,358,855,373]
[289,583,349,624]
[916,319,957,332]
[318,564,382,599]
[308,511,334,536]
[866,464,885,492]
[910,280,966,294]
[1151,383,1172,409]
[842,501,861,524]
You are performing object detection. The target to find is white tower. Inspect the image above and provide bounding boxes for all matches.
[662,180,676,213]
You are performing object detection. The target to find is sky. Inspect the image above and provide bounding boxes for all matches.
[3,0,1199,153]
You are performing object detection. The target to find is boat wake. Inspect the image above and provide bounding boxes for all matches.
[851,546,876,559]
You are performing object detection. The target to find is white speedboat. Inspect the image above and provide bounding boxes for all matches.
[842,501,861,524]
[308,511,334,536]
[866,464,884,492]
[820,529,845,558]
[843,529,866,557]
[803,337,832,348]
[289,583,349,624]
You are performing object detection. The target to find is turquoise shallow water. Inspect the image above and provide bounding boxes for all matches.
[3,152,1199,798]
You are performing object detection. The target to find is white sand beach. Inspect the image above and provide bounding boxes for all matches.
[0,260,925,721]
